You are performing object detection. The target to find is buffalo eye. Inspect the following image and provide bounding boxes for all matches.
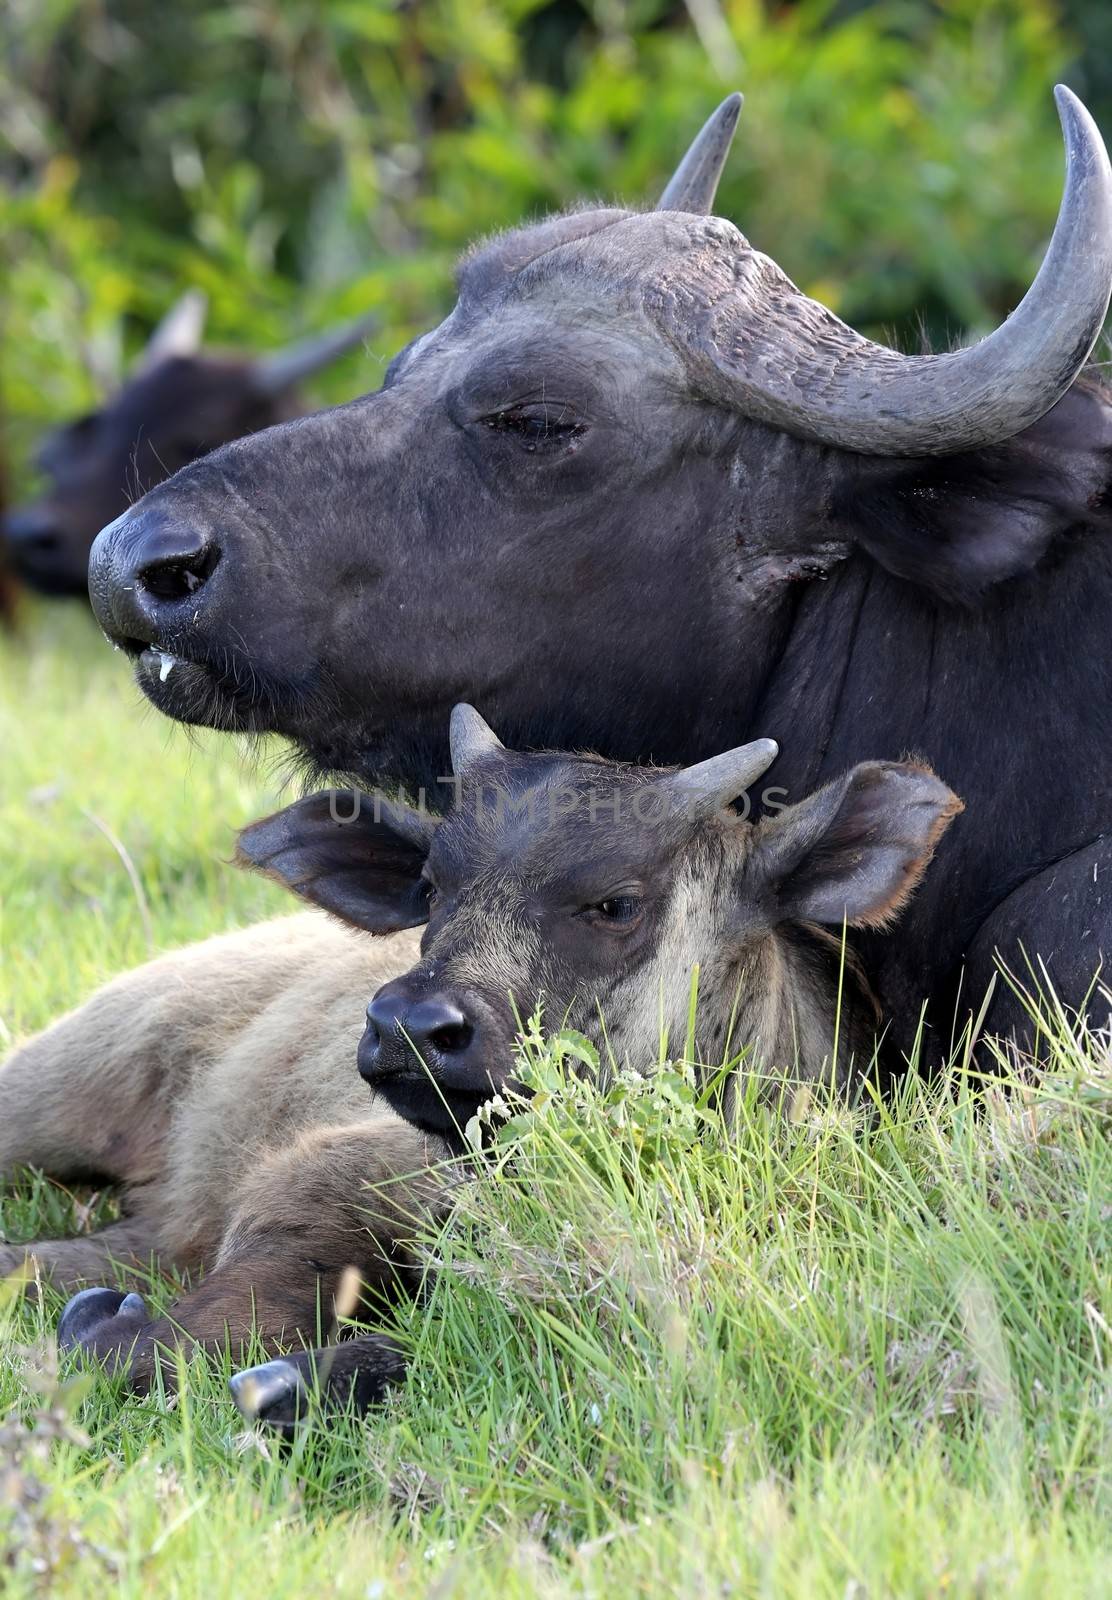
[482,404,583,453]
[583,894,643,929]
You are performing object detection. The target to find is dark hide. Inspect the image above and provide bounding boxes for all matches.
[758,383,1112,1047]
[86,210,1112,1057]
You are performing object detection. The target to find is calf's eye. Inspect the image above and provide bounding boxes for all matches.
[592,895,642,925]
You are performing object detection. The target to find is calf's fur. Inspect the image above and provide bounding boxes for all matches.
[0,913,450,1392]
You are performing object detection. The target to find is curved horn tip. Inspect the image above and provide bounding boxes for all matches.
[449,703,504,773]
[701,91,744,127]
[656,92,744,215]
[747,736,778,766]
[1054,83,1110,171]
[665,736,780,817]
[1055,82,1089,126]
[711,81,1112,456]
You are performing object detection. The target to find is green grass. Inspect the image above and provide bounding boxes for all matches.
[0,602,288,1042]
[2,602,1110,1597]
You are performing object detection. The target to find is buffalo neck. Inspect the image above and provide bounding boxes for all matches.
[752,530,1112,1050]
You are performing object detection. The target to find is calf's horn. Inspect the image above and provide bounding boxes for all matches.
[253,309,380,395]
[688,86,1112,455]
[657,93,742,215]
[450,703,504,776]
[136,290,208,372]
[661,737,779,819]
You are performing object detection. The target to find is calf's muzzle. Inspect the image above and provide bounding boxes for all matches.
[358,977,511,1140]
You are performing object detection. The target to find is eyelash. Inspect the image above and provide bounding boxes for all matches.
[482,407,583,451]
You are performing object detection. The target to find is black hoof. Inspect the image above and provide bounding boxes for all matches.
[58,1286,149,1352]
[229,1358,309,1435]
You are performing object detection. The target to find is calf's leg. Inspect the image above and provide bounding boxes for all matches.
[0,987,176,1188]
[0,1216,163,1295]
[229,1335,407,1434]
[0,914,358,1187]
[0,948,220,1294]
[58,1116,450,1391]
[3,914,360,1283]
[1,983,179,1292]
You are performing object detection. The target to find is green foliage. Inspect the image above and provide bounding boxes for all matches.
[484,1013,716,1176]
[2,1,1105,491]
[397,1034,1112,1540]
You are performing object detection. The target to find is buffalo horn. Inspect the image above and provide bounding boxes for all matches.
[657,93,743,215]
[449,703,505,775]
[659,737,779,818]
[253,310,380,395]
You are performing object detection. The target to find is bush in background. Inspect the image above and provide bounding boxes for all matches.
[1,0,1107,488]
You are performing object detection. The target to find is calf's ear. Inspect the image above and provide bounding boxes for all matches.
[236,790,434,934]
[748,762,962,930]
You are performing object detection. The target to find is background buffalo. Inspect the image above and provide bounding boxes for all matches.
[3,295,378,597]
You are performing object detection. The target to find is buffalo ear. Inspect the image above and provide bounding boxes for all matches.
[841,385,1112,602]
[748,762,963,930]
[236,790,435,934]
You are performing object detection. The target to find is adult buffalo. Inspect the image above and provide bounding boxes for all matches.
[88,90,1112,1054]
[5,293,377,597]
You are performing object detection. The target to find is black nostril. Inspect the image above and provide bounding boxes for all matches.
[362,990,477,1079]
[408,999,474,1056]
[427,1017,473,1054]
[135,523,220,603]
[139,546,220,602]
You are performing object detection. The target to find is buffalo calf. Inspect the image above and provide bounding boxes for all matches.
[236,705,962,1138]
[6,708,959,1428]
[225,706,959,1425]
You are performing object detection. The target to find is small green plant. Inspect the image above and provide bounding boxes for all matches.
[472,1004,719,1180]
